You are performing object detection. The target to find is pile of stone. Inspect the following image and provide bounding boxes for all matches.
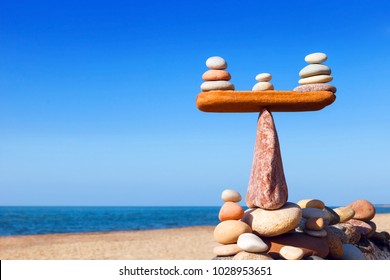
[294,52,337,93]
[213,192,389,260]
[252,73,274,91]
[201,56,235,92]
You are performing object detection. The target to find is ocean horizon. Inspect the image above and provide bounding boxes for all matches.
[1,205,389,237]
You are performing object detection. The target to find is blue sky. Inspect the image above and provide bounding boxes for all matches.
[1,0,389,206]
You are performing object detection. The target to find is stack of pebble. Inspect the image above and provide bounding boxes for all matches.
[201,56,235,92]
[252,73,274,91]
[294,52,337,93]
[213,194,388,260]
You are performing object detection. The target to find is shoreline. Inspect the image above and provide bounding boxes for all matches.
[0,214,389,260]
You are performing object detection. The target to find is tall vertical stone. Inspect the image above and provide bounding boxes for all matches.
[246,108,288,210]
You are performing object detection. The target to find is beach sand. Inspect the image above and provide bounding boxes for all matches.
[1,214,389,260]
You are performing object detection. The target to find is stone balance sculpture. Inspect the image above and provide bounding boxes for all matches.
[197,54,390,260]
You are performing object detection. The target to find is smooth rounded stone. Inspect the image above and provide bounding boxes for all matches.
[333,223,361,245]
[302,208,327,219]
[328,226,348,244]
[201,81,234,91]
[279,246,304,260]
[305,52,327,64]
[299,64,331,78]
[346,219,373,237]
[237,233,268,253]
[323,206,340,225]
[325,228,344,259]
[242,203,302,237]
[212,256,233,260]
[340,244,366,260]
[304,229,327,238]
[296,217,307,233]
[306,255,324,260]
[305,217,325,231]
[299,75,333,85]
[218,202,244,221]
[263,232,329,258]
[213,220,252,244]
[293,83,337,93]
[221,189,242,203]
[333,206,355,223]
[255,73,272,82]
[202,70,231,81]
[252,82,274,91]
[347,199,376,221]
[297,199,325,209]
[213,244,242,257]
[232,251,273,260]
[206,56,227,70]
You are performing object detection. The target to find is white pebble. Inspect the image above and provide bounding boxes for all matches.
[299,64,331,78]
[206,56,227,70]
[252,82,274,91]
[305,52,328,64]
[279,246,304,260]
[298,75,333,85]
[201,81,234,91]
[237,233,268,253]
[255,73,272,82]
[221,189,242,202]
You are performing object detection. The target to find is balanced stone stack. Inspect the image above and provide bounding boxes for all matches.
[201,56,235,92]
[252,73,274,91]
[294,52,337,93]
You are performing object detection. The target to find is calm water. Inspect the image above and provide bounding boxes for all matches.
[0,206,389,236]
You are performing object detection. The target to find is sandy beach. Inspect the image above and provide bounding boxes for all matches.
[0,214,389,260]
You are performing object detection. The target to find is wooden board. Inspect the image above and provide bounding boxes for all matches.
[196,90,336,112]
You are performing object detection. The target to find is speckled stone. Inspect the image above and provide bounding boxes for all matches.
[256,73,272,82]
[297,199,325,209]
[206,56,227,70]
[347,199,376,221]
[201,81,234,91]
[326,228,344,259]
[221,189,242,203]
[202,70,231,81]
[213,244,242,256]
[305,52,328,64]
[346,219,373,237]
[333,223,361,245]
[299,64,331,78]
[293,83,337,93]
[299,75,333,85]
[246,109,288,210]
[232,251,273,260]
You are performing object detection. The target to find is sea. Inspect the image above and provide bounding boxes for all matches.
[0,206,389,236]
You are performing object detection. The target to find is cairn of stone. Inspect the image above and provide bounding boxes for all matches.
[201,56,235,92]
[294,52,337,93]
[252,73,274,91]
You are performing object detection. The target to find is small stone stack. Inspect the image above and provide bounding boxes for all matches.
[294,52,337,93]
[201,56,235,92]
[252,73,274,91]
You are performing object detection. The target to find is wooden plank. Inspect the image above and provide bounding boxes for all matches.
[196,90,336,112]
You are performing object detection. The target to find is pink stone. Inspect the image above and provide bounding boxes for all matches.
[246,109,288,210]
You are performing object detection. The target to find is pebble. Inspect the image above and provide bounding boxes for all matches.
[304,229,327,238]
[327,226,348,244]
[333,206,355,223]
[206,56,227,70]
[347,199,376,221]
[218,202,244,221]
[293,83,337,93]
[326,228,344,259]
[346,219,373,236]
[221,189,242,203]
[305,217,325,231]
[246,109,288,210]
[252,82,274,91]
[201,81,234,91]
[295,218,307,233]
[212,256,233,260]
[279,246,304,260]
[340,244,366,260]
[305,52,328,64]
[263,232,330,259]
[298,75,333,85]
[255,73,272,82]
[242,203,302,237]
[297,199,325,209]
[232,251,273,260]
[213,220,252,244]
[299,64,331,78]
[333,223,361,245]
[301,208,327,219]
[306,255,324,260]
[237,233,268,253]
[213,244,242,256]
[202,70,231,81]
[366,221,377,238]
[323,206,340,225]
